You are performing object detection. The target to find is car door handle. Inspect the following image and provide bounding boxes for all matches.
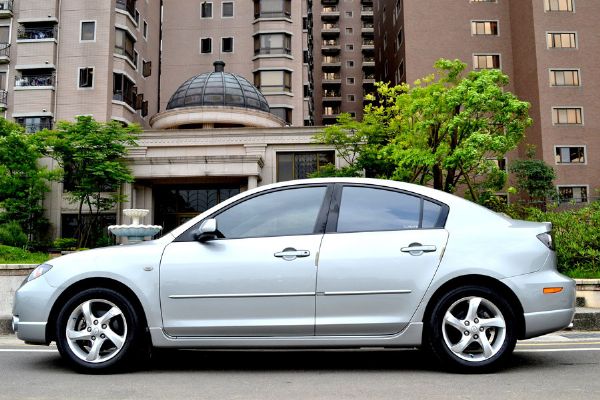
[274,248,310,261]
[401,243,437,256]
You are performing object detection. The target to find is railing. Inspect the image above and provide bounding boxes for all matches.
[0,0,13,12]
[18,26,57,40]
[0,43,9,57]
[254,47,291,55]
[323,90,341,97]
[0,89,7,105]
[15,73,55,87]
[116,0,136,19]
[322,6,339,12]
[323,73,341,80]
[322,56,341,63]
[361,6,374,12]
[362,39,375,45]
[322,39,340,46]
[17,121,53,133]
[255,10,292,19]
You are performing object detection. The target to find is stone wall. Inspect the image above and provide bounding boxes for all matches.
[0,265,35,318]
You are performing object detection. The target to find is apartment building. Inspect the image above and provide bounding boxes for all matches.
[311,0,375,125]
[0,0,160,131]
[375,0,600,203]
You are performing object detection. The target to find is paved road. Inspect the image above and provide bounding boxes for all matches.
[1,332,599,400]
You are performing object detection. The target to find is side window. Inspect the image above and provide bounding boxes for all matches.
[337,186,445,232]
[215,187,328,239]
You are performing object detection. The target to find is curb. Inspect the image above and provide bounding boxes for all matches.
[2,309,600,336]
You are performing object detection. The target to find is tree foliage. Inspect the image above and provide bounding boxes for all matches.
[43,116,140,248]
[314,59,532,202]
[509,146,557,206]
[0,119,53,245]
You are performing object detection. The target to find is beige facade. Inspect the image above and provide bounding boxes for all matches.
[375,0,600,203]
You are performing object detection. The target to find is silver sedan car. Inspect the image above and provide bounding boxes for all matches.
[12,178,575,373]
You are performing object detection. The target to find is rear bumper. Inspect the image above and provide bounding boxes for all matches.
[523,308,575,339]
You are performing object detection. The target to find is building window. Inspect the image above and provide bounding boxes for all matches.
[545,0,574,12]
[303,50,309,63]
[133,49,139,69]
[396,29,403,50]
[394,0,402,20]
[200,37,212,53]
[555,146,585,164]
[254,33,291,55]
[473,54,500,69]
[347,60,355,67]
[550,69,580,86]
[345,27,353,35]
[276,151,335,181]
[113,72,136,109]
[271,107,292,124]
[558,186,587,203]
[254,0,292,19]
[471,21,498,35]
[254,70,292,93]
[552,107,583,125]
[80,21,96,41]
[222,2,234,17]
[347,77,355,84]
[201,2,213,18]
[345,11,353,18]
[324,105,340,115]
[78,67,94,88]
[61,214,116,240]
[221,37,233,53]
[345,44,354,51]
[115,28,135,63]
[348,94,355,101]
[15,117,53,133]
[547,32,577,48]
[134,9,140,25]
[116,0,136,19]
[143,21,148,39]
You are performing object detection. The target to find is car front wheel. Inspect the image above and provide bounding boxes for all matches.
[55,288,144,373]
[426,285,517,373]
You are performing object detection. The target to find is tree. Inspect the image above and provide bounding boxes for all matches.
[43,116,140,248]
[314,59,532,202]
[509,145,557,207]
[0,119,53,245]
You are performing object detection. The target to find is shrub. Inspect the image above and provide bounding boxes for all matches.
[0,221,28,248]
[517,202,600,278]
[52,237,77,251]
[0,244,48,264]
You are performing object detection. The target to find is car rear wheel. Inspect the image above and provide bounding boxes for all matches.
[426,285,517,373]
[55,288,144,373]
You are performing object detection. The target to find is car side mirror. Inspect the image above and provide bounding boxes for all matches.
[194,218,219,243]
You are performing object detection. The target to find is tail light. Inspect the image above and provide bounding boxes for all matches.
[536,232,554,251]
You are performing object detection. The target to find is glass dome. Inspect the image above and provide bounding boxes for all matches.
[166,61,270,113]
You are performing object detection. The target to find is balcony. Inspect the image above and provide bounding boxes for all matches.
[321,39,341,54]
[17,25,57,41]
[15,72,55,88]
[321,23,340,36]
[362,57,375,68]
[362,22,374,35]
[0,0,12,17]
[321,56,341,70]
[363,73,376,84]
[0,90,7,109]
[322,89,342,102]
[321,0,338,4]
[362,38,375,52]
[321,6,340,20]
[116,0,136,20]
[361,6,374,19]
[322,73,341,84]
[0,43,9,63]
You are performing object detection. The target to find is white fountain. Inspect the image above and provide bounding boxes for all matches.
[108,209,162,244]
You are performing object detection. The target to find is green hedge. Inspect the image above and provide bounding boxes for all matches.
[0,245,49,264]
[511,202,600,278]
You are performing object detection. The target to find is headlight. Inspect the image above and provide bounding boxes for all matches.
[27,263,53,282]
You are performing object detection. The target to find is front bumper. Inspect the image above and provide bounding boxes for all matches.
[11,276,55,344]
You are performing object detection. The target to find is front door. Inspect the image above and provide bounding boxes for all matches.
[160,185,331,337]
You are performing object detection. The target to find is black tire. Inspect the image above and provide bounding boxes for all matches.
[55,288,145,373]
[425,285,517,373]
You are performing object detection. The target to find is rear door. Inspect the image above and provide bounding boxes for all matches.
[315,184,449,336]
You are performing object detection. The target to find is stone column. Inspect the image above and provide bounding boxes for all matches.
[247,175,258,189]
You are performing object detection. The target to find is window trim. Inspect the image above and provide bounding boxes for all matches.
[221,36,234,53]
[174,184,335,242]
[470,20,500,36]
[548,68,581,87]
[551,106,584,125]
[325,183,449,234]
[544,0,575,12]
[554,145,587,165]
[200,37,212,54]
[200,1,213,19]
[546,31,578,49]
[221,1,234,18]
[77,66,94,89]
[557,184,588,203]
[79,20,96,42]
[472,53,502,70]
